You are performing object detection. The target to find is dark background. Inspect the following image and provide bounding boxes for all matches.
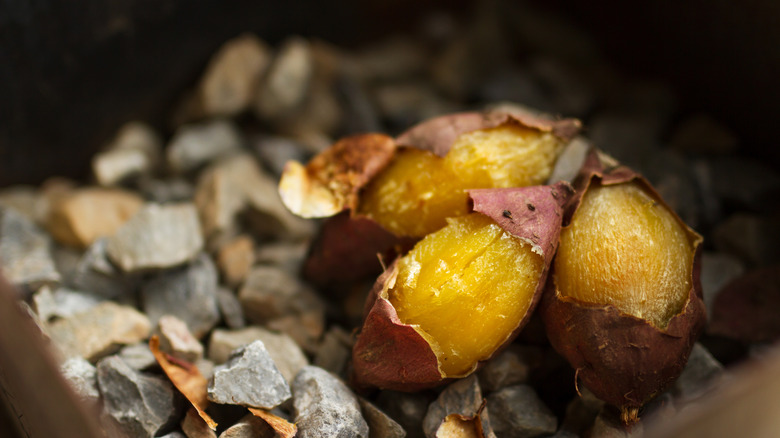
[1,0,778,186]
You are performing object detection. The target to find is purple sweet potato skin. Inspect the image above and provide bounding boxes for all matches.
[303,212,417,288]
[396,110,581,157]
[540,148,706,414]
[351,184,573,391]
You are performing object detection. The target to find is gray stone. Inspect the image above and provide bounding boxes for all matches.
[708,157,780,212]
[713,213,780,266]
[376,391,432,438]
[138,177,196,204]
[478,345,543,392]
[33,286,102,321]
[71,238,139,300]
[547,137,590,185]
[48,301,151,362]
[701,252,746,318]
[60,356,100,406]
[216,287,246,329]
[194,153,312,240]
[208,327,308,383]
[218,414,272,438]
[423,375,495,438]
[255,37,313,121]
[93,121,162,186]
[360,398,407,438]
[167,119,244,173]
[51,244,82,286]
[669,113,739,155]
[156,315,205,363]
[314,326,352,378]
[208,340,291,409]
[141,253,220,338]
[107,203,204,272]
[97,355,179,438]
[0,185,47,224]
[199,34,271,117]
[0,206,60,293]
[196,358,216,381]
[239,266,325,351]
[254,241,307,276]
[181,407,218,438]
[672,343,724,402]
[118,342,159,371]
[253,135,309,177]
[487,384,557,437]
[292,366,369,438]
[560,386,604,435]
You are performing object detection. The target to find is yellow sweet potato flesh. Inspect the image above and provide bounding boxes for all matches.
[555,183,694,328]
[358,125,563,237]
[388,213,543,376]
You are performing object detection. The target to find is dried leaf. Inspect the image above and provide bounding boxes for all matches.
[248,407,297,438]
[149,335,217,430]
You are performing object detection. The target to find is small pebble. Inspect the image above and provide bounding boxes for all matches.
[60,356,100,406]
[208,327,308,383]
[292,366,369,438]
[97,355,179,437]
[360,398,407,438]
[118,342,159,371]
[181,407,217,438]
[208,340,291,409]
[255,36,313,121]
[672,343,725,402]
[477,344,542,392]
[71,238,139,300]
[253,135,309,177]
[141,253,220,338]
[167,119,244,173]
[216,287,246,329]
[107,202,204,272]
[423,375,495,438]
[376,391,432,438]
[156,315,205,363]
[217,235,255,287]
[48,301,151,362]
[487,384,557,437]
[218,414,273,438]
[92,121,162,186]
[32,286,101,321]
[0,206,61,293]
[589,407,643,438]
[314,326,352,377]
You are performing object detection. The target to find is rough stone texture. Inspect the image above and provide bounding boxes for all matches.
[0,206,60,293]
[239,266,325,351]
[156,315,205,363]
[47,187,144,248]
[477,345,543,392]
[314,326,352,377]
[181,407,218,438]
[217,234,255,287]
[92,121,162,186]
[33,286,102,321]
[255,37,313,121]
[208,340,291,408]
[208,327,307,383]
[118,342,159,371]
[423,375,495,438]
[97,355,179,438]
[60,356,101,406]
[701,252,746,318]
[218,414,273,438]
[377,391,431,438]
[194,153,312,240]
[141,253,220,338]
[672,343,725,402]
[199,34,271,117]
[107,202,204,272]
[216,287,246,329]
[196,358,216,381]
[292,366,369,438]
[360,398,407,438]
[713,213,780,266]
[254,241,307,276]
[487,384,557,438]
[48,301,151,362]
[71,238,139,300]
[167,119,244,173]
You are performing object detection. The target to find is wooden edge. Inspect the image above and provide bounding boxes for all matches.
[0,275,103,438]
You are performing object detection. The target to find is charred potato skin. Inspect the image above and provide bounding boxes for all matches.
[540,149,706,420]
[351,183,573,391]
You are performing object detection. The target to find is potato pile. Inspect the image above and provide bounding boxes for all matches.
[279,109,705,424]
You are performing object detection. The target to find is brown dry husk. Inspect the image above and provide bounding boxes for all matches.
[539,149,706,424]
[350,182,572,391]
